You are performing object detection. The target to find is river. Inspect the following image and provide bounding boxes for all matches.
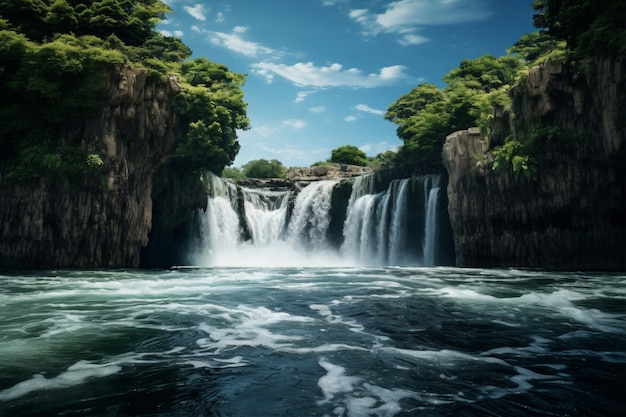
[1,267,624,416]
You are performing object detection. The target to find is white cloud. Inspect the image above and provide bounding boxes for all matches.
[322,0,347,5]
[184,4,208,21]
[215,12,225,23]
[360,141,399,155]
[345,115,358,122]
[398,33,429,46]
[309,105,326,113]
[252,62,409,88]
[294,91,316,103]
[283,119,307,129]
[350,0,493,46]
[250,126,278,138]
[210,27,275,58]
[355,104,385,116]
[159,29,184,38]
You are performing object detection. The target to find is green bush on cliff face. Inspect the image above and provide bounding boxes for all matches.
[0,0,248,185]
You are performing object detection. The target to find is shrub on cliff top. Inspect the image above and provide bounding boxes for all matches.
[0,0,249,184]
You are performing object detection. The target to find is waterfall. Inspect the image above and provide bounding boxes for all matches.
[340,177,415,266]
[244,188,289,246]
[190,173,450,267]
[287,181,337,251]
[189,177,241,266]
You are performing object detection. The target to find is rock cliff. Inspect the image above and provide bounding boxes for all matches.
[0,67,182,268]
[443,57,626,270]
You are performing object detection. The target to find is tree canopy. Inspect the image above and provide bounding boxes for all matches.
[385,54,524,173]
[241,159,286,178]
[385,0,625,176]
[0,0,248,184]
[532,0,626,58]
[329,145,368,167]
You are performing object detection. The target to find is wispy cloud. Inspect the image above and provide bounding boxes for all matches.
[309,105,326,113]
[355,104,385,116]
[159,29,184,38]
[282,119,307,129]
[345,115,358,122]
[322,0,347,6]
[210,26,275,58]
[349,0,493,46]
[252,62,410,88]
[360,141,398,155]
[184,4,208,21]
[294,91,316,103]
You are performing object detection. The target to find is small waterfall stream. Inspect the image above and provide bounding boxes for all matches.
[190,173,452,267]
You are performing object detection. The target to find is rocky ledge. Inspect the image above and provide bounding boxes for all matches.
[286,164,371,181]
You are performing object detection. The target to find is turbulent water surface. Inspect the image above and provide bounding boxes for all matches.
[1,267,625,416]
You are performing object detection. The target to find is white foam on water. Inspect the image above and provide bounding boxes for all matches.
[317,360,362,403]
[317,360,446,417]
[196,306,314,353]
[185,356,248,369]
[433,287,499,302]
[282,343,368,354]
[0,360,122,401]
[310,304,333,317]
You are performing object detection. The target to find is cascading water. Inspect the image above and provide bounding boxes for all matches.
[423,175,441,267]
[341,178,414,266]
[190,173,450,267]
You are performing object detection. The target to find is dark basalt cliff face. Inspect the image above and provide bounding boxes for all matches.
[443,57,626,270]
[0,67,182,268]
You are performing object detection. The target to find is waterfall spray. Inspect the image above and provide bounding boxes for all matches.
[191,173,450,267]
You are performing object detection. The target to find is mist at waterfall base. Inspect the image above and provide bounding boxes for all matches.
[1,268,625,416]
[187,174,453,268]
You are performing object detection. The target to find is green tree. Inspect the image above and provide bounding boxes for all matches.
[242,159,286,178]
[386,54,526,172]
[221,166,245,180]
[0,0,249,183]
[532,0,626,57]
[507,31,565,64]
[329,145,368,166]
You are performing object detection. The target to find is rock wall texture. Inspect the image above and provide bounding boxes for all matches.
[443,58,626,270]
[0,67,181,268]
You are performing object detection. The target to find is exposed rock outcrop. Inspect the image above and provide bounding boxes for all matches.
[0,66,181,268]
[286,164,371,181]
[443,58,626,270]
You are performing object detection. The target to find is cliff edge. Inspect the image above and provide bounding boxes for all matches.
[0,67,181,268]
[443,57,626,270]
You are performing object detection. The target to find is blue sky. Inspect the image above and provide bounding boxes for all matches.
[159,0,536,168]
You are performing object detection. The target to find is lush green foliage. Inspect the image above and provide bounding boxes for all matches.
[241,159,286,178]
[0,0,247,185]
[329,145,368,167]
[491,139,537,181]
[386,55,524,172]
[532,0,626,58]
[386,0,624,178]
[171,58,249,173]
[221,166,245,180]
